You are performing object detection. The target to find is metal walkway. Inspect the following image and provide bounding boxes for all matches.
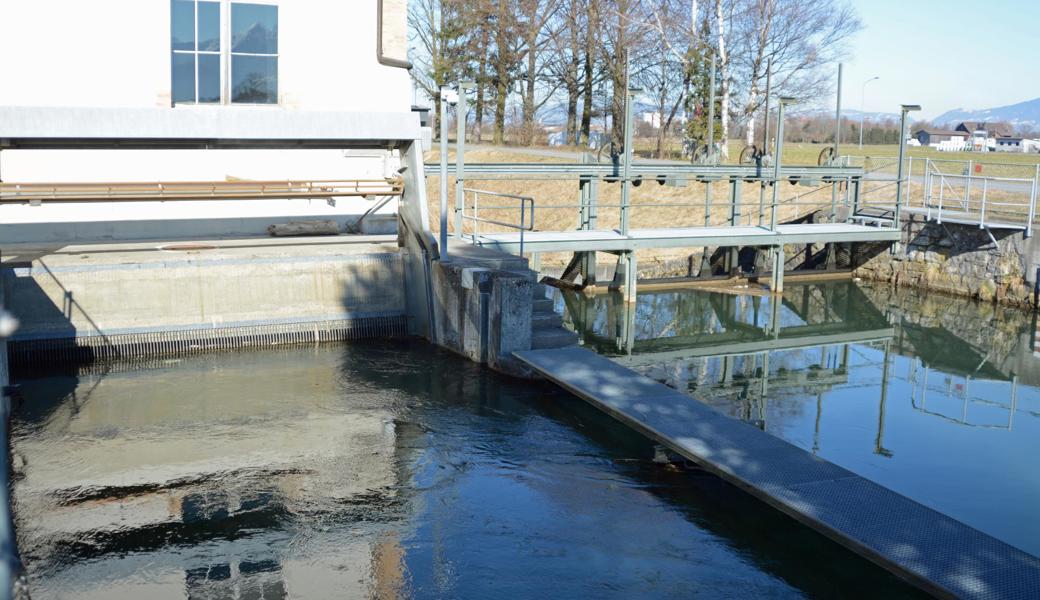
[469,223,899,254]
[515,346,1040,599]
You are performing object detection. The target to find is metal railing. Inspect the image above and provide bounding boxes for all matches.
[460,188,535,255]
[0,177,404,204]
[918,159,1039,235]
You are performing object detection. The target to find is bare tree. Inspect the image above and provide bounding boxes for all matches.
[409,0,470,133]
[731,0,862,146]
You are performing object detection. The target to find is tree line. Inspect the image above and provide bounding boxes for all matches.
[410,0,861,158]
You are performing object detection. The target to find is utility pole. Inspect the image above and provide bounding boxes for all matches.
[859,76,879,149]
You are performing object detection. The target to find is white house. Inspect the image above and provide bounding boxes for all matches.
[994,137,1040,153]
[0,0,421,243]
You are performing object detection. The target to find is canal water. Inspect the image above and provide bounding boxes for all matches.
[554,280,1040,562]
[9,338,927,598]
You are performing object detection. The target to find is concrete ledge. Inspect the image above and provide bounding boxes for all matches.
[2,237,410,366]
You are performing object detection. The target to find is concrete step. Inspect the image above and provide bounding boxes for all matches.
[531,327,579,350]
[532,283,550,298]
[531,311,563,329]
[532,297,554,313]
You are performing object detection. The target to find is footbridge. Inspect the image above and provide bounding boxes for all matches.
[431,143,903,301]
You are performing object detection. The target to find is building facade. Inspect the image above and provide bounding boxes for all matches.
[0,0,419,243]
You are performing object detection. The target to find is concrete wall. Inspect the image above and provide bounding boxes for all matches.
[429,248,534,376]
[2,239,409,366]
[854,218,1040,309]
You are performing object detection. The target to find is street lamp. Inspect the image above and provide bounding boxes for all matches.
[859,76,879,149]
[895,104,922,227]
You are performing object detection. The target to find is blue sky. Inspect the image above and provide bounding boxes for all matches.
[838,0,1039,119]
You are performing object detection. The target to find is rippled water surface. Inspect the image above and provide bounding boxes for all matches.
[555,280,1040,560]
[12,338,923,599]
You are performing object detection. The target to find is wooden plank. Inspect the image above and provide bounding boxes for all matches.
[515,346,1040,600]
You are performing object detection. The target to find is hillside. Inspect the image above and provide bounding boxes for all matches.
[935,97,1040,130]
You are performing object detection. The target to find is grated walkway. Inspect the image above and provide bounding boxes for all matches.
[515,346,1040,599]
[471,223,900,254]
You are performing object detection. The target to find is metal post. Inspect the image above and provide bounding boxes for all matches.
[454,81,474,239]
[965,159,972,212]
[762,58,772,152]
[621,85,637,235]
[439,87,450,258]
[895,104,920,230]
[707,52,716,159]
[859,76,879,149]
[770,97,794,231]
[980,178,988,228]
[1028,164,1038,238]
[834,63,842,158]
[770,247,784,294]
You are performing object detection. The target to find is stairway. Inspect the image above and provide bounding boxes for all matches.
[530,283,578,350]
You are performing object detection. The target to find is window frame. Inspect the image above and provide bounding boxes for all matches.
[171,0,280,107]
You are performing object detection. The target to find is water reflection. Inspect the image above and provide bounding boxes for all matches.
[11,340,925,598]
[555,281,1040,557]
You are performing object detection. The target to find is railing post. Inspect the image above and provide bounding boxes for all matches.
[894,105,917,229]
[937,175,944,224]
[965,158,973,211]
[979,178,987,229]
[1028,165,1038,238]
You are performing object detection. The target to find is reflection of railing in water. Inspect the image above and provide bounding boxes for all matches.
[906,358,1020,430]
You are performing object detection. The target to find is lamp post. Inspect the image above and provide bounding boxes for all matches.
[896,104,922,227]
[858,76,879,149]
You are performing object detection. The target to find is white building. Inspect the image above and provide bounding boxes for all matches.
[0,0,422,243]
[994,137,1040,153]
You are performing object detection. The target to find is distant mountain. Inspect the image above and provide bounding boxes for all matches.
[935,97,1040,130]
[793,107,901,122]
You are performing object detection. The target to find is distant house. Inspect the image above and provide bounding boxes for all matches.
[914,129,967,147]
[994,137,1040,153]
[954,121,1013,138]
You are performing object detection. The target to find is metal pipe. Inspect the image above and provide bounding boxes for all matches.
[770,97,795,231]
[834,63,842,157]
[621,83,637,235]
[859,76,879,149]
[707,52,717,159]
[439,86,450,258]
[762,58,772,152]
[455,82,474,239]
[895,104,920,228]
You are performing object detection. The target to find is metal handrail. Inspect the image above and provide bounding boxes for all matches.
[0,177,404,204]
[461,188,535,255]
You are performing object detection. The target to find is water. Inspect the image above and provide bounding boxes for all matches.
[10,339,924,598]
[554,280,1040,560]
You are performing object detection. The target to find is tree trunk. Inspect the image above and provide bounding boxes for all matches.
[579,0,597,145]
[715,0,730,159]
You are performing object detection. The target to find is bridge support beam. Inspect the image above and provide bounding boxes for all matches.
[609,251,637,303]
[770,246,785,294]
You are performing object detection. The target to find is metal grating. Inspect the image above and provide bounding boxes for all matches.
[9,315,408,372]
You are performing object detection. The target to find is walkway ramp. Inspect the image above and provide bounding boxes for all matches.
[472,223,899,254]
[514,346,1040,599]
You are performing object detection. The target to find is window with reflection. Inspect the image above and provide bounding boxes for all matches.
[230,3,278,104]
[170,1,278,105]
